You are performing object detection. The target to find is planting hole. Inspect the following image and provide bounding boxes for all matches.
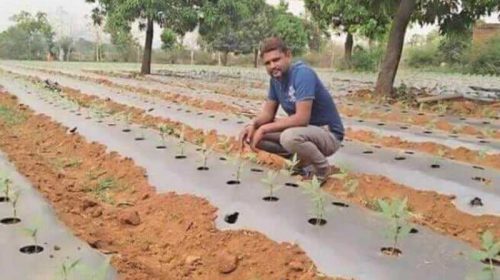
[410,228,419,234]
[459,117,466,120]
[20,245,44,254]
[357,120,364,123]
[479,140,489,144]
[175,155,187,159]
[381,247,402,256]
[209,115,215,118]
[219,157,227,161]
[472,176,487,182]
[332,202,349,208]
[227,180,240,185]
[404,151,414,155]
[1,217,21,224]
[0,197,10,202]
[430,164,440,169]
[438,114,445,117]
[224,212,239,224]
[482,121,490,125]
[472,166,484,170]
[394,156,406,161]
[85,117,91,120]
[134,137,145,141]
[372,145,382,149]
[363,150,374,154]
[401,110,408,114]
[197,166,209,171]
[481,258,500,267]
[122,129,131,133]
[221,118,228,122]
[263,196,279,202]
[469,197,483,207]
[251,168,264,173]
[308,218,327,226]
[156,145,167,150]
[377,123,385,126]
[423,131,433,134]
[76,113,82,116]
[449,134,459,138]
[186,110,191,113]
[147,108,154,112]
[400,126,409,130]
[197,112,203,115]
[417,113,424,116]
[237,121,245,124]
[285,182,299,188]
[107,123,116,127]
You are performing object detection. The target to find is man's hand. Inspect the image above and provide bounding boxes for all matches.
[250,127,266,152]
[239,124,256,150]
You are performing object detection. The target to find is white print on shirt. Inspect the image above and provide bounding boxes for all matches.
[287,85,296,103]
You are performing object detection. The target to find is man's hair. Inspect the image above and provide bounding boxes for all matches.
[260,37,290,58]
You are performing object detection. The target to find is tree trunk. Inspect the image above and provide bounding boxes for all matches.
[222,51,228,66]
[141,17,154,75]
[344,32,353,65]
[374,0,416,96]
[190,50,194,65]
[253,48,259,68]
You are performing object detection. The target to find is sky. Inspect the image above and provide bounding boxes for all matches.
[0,0,498,48]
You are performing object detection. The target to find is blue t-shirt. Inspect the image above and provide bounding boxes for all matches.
[268,61,344,141]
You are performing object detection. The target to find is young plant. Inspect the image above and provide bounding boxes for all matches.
[280,153,300,177]
[478,148,490,160]
[158,123,174,145]
[217,136,234,160]
[377,197,412,256]
[300,176,328,226]
[22,225,40,247]
[261,171,280,201]
[0,172,12,200]
[76,259,111,280]
[58,258,81,280]
[10,190,20,218]
[471,231,500,280]
[227,152,246,184]
[197,143,213,170]
[431,149,446,168]
[330,166,359,197]
[175,126,186,158]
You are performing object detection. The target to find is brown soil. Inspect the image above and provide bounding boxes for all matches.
[347,128,500,170]
[346,88,500,120]
[13,74,500,249]
[0,90,337,279]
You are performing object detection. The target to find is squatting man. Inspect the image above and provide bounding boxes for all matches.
[239,37,344,185]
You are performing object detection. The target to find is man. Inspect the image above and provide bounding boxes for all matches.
[239,37,344,185]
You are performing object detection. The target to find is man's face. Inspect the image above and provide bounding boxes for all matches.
[262,49,291,80]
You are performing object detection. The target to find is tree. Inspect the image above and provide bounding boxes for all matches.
[86,0,202,74]
[272,1,309,56]
[0,11,55,60]
[58,36,74,61]
[304,0,391,65]
[375,0,499,96]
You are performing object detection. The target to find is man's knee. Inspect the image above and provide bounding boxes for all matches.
[279,128,303,152]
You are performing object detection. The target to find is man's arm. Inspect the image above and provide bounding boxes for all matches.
[252,100,279,128]
[258,100,312,133]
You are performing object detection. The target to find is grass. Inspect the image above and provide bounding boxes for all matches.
[0,105,27,126]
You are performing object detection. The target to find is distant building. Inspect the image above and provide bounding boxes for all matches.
[472,23,500,44]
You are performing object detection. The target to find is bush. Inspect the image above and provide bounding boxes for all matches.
[467,37,500,76]
[340,46,384,72]
[406,44,440,68]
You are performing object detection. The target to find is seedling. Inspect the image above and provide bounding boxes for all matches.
[243,152,261,164]
[330,166,359,197]
[482,128,495,139]
[94,177,118,204]
[300,176,328,226]
[377,197,412,256]
[425,119,436,131]
[431,149,446,168]
[0,172,12,201]
[478,148,490,160]
[227,152,246,184]
[21,221,43,253]
[280,153,300,177]
[261,171,280,201]
[175,126,186,158]
[158,123,174,146]
[197,143,213,170]
[58,258,81,280]
[217,136,234,160]
[470,231,500,280]
[436,102,448,115]
[10,190,20,218]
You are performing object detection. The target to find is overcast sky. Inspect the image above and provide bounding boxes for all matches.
[0,0,498,48]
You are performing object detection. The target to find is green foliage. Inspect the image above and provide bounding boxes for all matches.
[0,11,56,59]
[346,46,384,72]
[75,258,111,280]
[198,143,213,168]
[406,43,440,68]
[93,177,118,204]
[57,258,80,280]
[377,197,412,251]
[0,105,27,126]
[22,220,42,246]
[470,231,499,280]
[272,2,309,55]
[300,176,328,221]
[467,37,500,76]
[161,28,178,51]
[330,166,359,196]
[280,153,300,177]
[0,172,12,198]
[261,170,280,197]
[10,190,20,218]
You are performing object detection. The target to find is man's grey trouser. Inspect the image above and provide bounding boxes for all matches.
[256,125,342,171]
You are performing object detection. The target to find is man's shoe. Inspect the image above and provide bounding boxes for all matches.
[291,164,314,177]
[311,166,339,186]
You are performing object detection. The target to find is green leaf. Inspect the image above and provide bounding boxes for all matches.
[471,250,488,262]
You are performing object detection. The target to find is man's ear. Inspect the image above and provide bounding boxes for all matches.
[284,49,292,58]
